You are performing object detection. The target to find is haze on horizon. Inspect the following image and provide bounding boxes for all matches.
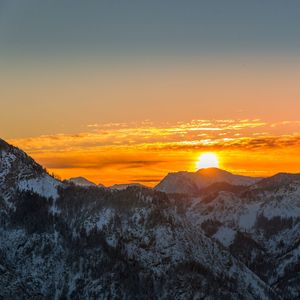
[1,1,300,185]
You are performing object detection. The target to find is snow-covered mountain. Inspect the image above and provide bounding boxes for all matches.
[186,171,300,298]
[0,139,61,205]
[155,167,262,195]
[68,176,98,187]
[2,137,300,299]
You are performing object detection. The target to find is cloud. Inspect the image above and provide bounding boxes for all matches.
[9,119,300,160]
[7,119,300,185]
[38,155,165,170]
[9,120,300,155]
[8,119,271,152]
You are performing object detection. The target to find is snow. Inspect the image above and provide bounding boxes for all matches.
[260,187,300,219]
[18,175,60,200]
[238,202,261,230]
[106,235,118,248]
[155,168,261,194]
[84,208,115,233]
[0,151,16,179]
[213,226,236,247]
[95,209,114,230]
[2,137,300,298]
[68,177,97,187]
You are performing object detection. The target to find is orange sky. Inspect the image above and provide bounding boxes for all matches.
[2,3,300,186]
[2,58,300,185]
[2,57,300,139]
[8,119,300,186]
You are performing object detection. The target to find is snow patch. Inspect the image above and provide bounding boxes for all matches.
[238,203,261,230]
[84,208,115,233]
[213,226,236,247]
[18,175,60,200]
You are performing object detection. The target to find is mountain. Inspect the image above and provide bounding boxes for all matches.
[109,183,147,190]
[2,138,300,299]
[68,176,98,187]
[187,171,300,298]
[252,172,300,190]
[0,138,61,205]
[155,167,262,195]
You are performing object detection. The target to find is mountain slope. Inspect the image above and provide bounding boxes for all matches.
[187,172,300,298]
[155,167,261,195]
[0,139,60,206]
[1,186,275,299]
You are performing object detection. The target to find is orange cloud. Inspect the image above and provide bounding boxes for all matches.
[8,119,300,186]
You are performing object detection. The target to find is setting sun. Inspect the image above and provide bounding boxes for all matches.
[196,153,219,170]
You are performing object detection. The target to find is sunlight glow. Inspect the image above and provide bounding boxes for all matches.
[196,153,219,170]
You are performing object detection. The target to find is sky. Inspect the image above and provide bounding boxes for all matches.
[1,1,300,185]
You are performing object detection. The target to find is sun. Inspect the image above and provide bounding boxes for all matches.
[196,152,219,170]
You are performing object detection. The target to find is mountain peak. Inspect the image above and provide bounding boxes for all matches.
[0,138,10,149]
[254,172,300,189]
[196,167,232,176]
[68,177,98,187]
[0,137,60,201]
[155,168,261,195]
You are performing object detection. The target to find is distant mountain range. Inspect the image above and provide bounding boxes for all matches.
[1,137,300,299]
[67,176,99,187]
[155,167,262,195]
[67,177,147,191]
[68,167,261,193]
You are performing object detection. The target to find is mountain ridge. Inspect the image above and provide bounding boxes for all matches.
[155,167,263,195]
[67,176,102,187]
